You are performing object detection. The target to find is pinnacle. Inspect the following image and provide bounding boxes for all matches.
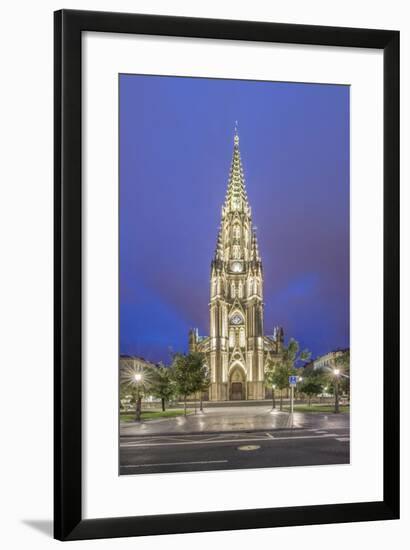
[223,131,249,213]
[251,230,261,262]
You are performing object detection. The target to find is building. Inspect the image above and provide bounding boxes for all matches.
[189,128,284,401]
[119,354,157,372]
[311,349,348,372]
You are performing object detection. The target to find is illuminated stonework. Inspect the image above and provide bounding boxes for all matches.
[189,129,284,401]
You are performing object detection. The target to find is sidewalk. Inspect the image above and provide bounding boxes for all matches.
[120,405,349,437]
[121,406,288,436]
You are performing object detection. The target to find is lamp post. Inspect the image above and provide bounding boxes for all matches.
[333,368,340,413]
[272,384,276,410]
[134,372,142,421]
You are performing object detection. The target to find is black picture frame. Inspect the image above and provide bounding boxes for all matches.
[54,9,400,541]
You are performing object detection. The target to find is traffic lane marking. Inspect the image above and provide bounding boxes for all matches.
[120,432,350,448]
[121,460,228,468]
[120,429,348,446]
[120,427,348,444]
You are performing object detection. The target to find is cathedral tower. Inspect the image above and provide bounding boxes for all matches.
[189,127,283,401]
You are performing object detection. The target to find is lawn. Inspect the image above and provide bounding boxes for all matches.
[282,404,350,413]
[120,409,191,422]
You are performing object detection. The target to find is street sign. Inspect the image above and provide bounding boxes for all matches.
[289,375,297,386]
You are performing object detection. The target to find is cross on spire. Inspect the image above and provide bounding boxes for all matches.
[234,120,239,146]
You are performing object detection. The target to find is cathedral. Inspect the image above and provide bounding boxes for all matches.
[189,128,284,401]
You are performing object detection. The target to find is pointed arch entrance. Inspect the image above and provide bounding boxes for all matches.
[229,363,247,400]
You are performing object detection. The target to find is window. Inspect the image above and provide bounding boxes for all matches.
[239,327,245,347]
[230,314,243,325]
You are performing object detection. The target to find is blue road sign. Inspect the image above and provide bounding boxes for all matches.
[289,375,297,386]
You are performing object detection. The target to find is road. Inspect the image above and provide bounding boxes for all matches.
[120,425,349,475]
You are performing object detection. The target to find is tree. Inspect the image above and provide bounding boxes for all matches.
[150,364,175,411]
[332,350,350,412]
[265,338,311,411]
[171,352,206,416]
[315,350,350,412]
[197,363,211,412]
[335,350,350,399]
[265,361,291,411]
[298,369,325,406]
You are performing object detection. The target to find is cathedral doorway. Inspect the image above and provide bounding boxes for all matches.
[229,365,246,400]
[231,382,243,400]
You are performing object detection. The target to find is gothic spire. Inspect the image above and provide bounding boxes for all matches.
[223,124,250,216]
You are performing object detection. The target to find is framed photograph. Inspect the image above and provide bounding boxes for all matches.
[54,9,399,541]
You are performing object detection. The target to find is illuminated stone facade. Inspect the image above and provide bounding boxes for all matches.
[189,129,284,401]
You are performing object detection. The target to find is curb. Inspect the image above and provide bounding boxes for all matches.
[120,425,304,438]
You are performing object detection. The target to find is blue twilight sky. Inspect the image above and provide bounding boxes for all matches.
[119,74,349,365]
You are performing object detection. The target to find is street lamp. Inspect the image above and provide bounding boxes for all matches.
[134,372,143,421]
[272,384,276,410]
[333,368,340,413]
